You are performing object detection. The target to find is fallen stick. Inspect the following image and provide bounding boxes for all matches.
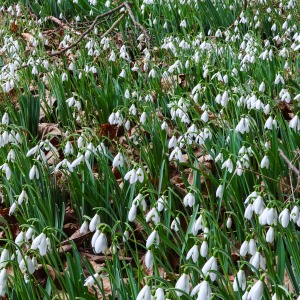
[49,2,129,56]
[279,150,300,177]
[124,1,151,49]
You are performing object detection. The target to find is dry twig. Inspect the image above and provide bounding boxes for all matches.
[49,1,150,57]
[279,150,300,177]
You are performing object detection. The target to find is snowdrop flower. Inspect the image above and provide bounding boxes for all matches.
[247,280,264,300]
[235,117,250,134]
[15,230,26,246]
[265,226,275,243]
[1,113,9,125]
[125,169,137,184]
[201,111,209,122]
[194,280,211,299]
[289,115,300,131]
[29,165,39,180]
[91,230,100,248]
[0,163,11,180]
[248,238,257,255]
[226,217,232,228]
[169,146,183,162]
[84,273,101,287]
[146,208,160,224]
[216,185,223,198]
[89,214,100,232]
[186,244,199,263]
[175,273,190,296]
[128,202,138,222]
[179,20,187,28]
[221,158,234,173]
[62,73,68,81]
[260,155,269,169]
[74,217,87,235]
[112,152,124,168]
[201,256,218,281]
[200,240,208,257]
[7,149,16,162]
[119,69,126,78]
[279,208,290,228]
[264,116,274,130]
[233,269,246,291]
[0,249,9,269]
[154,287,164,300]
[94,232,108,254]
[0,268,7,296]
[19,255,35,274]
[240,240,249,256]
[253,195,265,215]
[259,82,265,92]
[171,217,180,232]
[168,136,177,149]
[136,167,144,183]
[290,205,299,223]
[26,145,39,157]
[17,190,28,205]
[274,73,284,84]
[31,232,47,256]
[145,250,153,269]
[250,251,265,270]
[137,284,151,300]
[183,193,195,207]
[146,229,159,249]
[153,197,165,214]
[140,112,147,124]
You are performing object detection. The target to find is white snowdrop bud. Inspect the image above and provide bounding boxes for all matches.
[289,115,300,131]
[18,190,28,205]
[112,152,124,168]
[260,155,270,169]
[247,280,264,300]
[250,251,265,270]
[259,82,265,92]
[183,193,195,207]
[1,113,9,125]
[248,239,257,255]
[175,273,190,296]
[265,226,275,243]
[279,208,290,228]
[146,230,159,249]
[171,217,180,232]
[80,220,89,234]
[201,256,218,281]
[290,205,299,222]
[136,167,144,183]
[161,121,168,131]
[136,284,151,300]
[0,249,9,269]
[216,185,223,198]
[186,244,199,263]
[233,269,246,291]
[145,250,154,269]
[38,234,47,256]
[226,217,232,228]
[89,214,100,232]
[91,229,100,248]
[154,287,165,300]
[240,240,249,256]
[94,232,108,254]
[244,203,253,220]
[9,202,17,216]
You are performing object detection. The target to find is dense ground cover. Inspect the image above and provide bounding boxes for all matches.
[0,0,299,299]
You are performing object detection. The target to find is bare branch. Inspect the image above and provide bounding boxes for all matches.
[124,1,151,49]
[49,2,131,56]
[279,150,300,177]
